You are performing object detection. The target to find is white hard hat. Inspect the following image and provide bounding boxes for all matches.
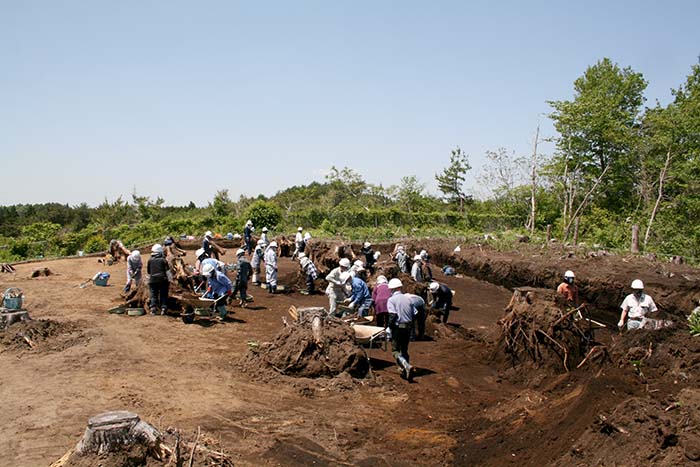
[374,251,381,260]
[269,241,278,248]
[388,278,403,289]
[262,227,268,232]
[195,248,205,258]
[298,226,303,231]
[339,258,351,268]
[353,260,364,268]
[257,239,265,245]
[205,230,212,238]
[304,232,311,240]
[298,252,306,259]
[376,275,387,284]
[131,250,140,258]
[397,245,404,251]
[564,270,575,278]
[420,249,428,259]
[236,248,245,257]
[429,281,440,292]
[363,241,371,248]
[151,244,163,254]
[631,279,644,290]
[414,254,422,261]
[339,271,351,284]
[202,263,215,277]
[246,220,253,226]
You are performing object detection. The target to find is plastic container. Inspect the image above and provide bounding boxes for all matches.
[2,288,23,310]
[93,278,109,287]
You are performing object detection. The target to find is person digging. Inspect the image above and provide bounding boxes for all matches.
[387,278,417,381]
[201,262,233,322]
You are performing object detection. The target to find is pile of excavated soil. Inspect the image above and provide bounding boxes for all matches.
[0,319,88,353]
[241,315,369,379]
[30,267,55,277]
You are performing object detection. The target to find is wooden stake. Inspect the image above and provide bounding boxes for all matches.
[631,224,640,253]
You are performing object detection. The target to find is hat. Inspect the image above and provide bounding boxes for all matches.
[388,278,403,289]
[131,250,140,259]
[298,226,303,231]
[195,248,205,258]
[631,279,644,290]
[396,245,404,251]
[269,241,278,248]
[236,248,245,257]
[202,263,215,277]
[339,271,351,284]
[205,230,213,238]
[429,281,440,292]
[363,241,371,248]
[151,244,163,254]
[304,232,311,240]
[298,252,306,259]
[564,270,575,278]
[414,254,422,261]
[262,227,268,232]
[339,258,351,268]
[257,239,265,245]
[246,220,253,226]
[376,275,387,284]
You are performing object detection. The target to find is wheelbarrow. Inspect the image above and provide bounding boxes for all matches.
[175,294,227,324]
[351,324,388,374]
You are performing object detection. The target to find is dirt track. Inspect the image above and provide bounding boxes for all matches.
[1,241,699,466]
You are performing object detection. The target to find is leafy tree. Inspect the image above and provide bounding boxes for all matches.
[211,189,232,218]
[245,200,281,230]
[435,147,471,213]
[132,192,165,221]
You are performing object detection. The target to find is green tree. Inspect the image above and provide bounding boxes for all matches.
[435,147,471,213]
[211,189,232,218]
[245,200,282,230]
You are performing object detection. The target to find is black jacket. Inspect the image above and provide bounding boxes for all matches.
[147,253,170,284]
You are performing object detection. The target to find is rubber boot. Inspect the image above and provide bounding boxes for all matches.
[252,273,259,285]
[396,355,413,381]
[271,285,277,294]
[267,283,273,294]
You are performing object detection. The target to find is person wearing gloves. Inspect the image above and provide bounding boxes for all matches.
[124,250,142,293]
[244,220,255,254]
[251,239,265,285]
[147,244,170,315]
[557,270,579,306]
[260,227,270,247]
[264,241,278,293]
[298,252,318,295]
[387,278,417,381]
[394,245,409,274]
[325,258,352,316]
[344,268,373,318]
[361,242,377,274]
[233,249,252,307]
[202,262,232,321]
[202,231,214,257]
[292,227,304,260]
[429,281,453,324]
[372,275,392,328]
[618,279,658,330]
[410,255,424,283]
[350,259,365,278]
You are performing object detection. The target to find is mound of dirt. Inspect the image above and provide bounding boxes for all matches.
[0,319,87,353]
[242,311,369,379]
[30,267,54,277]
[495,288,593,373]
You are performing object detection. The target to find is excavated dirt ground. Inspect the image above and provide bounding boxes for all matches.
[1,239,699,466]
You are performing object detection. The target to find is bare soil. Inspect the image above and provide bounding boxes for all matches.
[1,239,699,466]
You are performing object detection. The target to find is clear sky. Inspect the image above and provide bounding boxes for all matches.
[2,1,698,207]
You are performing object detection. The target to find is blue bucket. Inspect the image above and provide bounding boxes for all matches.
[3,288,23,310]
[93,278,109,287]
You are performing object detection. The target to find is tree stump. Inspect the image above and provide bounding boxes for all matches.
[76,411,161,455]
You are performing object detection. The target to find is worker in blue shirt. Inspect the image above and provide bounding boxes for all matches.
[387,278,417,381]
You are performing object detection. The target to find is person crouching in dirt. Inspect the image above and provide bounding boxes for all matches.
[244,220,254,254]
[406,293,427,340]
[344,267,373,318]
[298,252,318,295]
[429,281,453,324]
[618,279,658,330]
[147,244,170,316]
[361,242,377,274]
[325,258,352,316]
[291,227,304,260]
[124,250,142,293]
[264,241,279,293]
[233,248,252,307]
[250,239,265,285]
[387,278,417,381]
[109,239,131,262]
[372,275,391,328]
[201,263,232,321]
[556,270,579,307]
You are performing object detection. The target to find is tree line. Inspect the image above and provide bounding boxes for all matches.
[1,58,699,261]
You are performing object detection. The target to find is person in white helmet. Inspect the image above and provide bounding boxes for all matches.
[251,239,265,285]
[292,227,304,261]
[361,242,377,274]
[325,258,352,316]
[109,239,131,262]
[557,270,579,306]
[393,245,409,274]
[618,279,657,330]
[124,250,142,293]
[147,244,170,315]
[202,231,214,257]
[244,220,255,254]
[233,248,252,306]
[350,259,365,278]
[264,241,278,293]
[298,252,318,295]
[260,227,270,247]
[429,281,453,324]
[410,255,424,283]
[387,278,417,381]
[372,275,392,328]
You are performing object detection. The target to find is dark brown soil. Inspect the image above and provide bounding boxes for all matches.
[30,267,54,277]
[0,319,89,353]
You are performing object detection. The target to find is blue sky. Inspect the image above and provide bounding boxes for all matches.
[1,1,698,206]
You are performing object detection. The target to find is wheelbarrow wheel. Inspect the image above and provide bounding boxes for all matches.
[181,306,195,324]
